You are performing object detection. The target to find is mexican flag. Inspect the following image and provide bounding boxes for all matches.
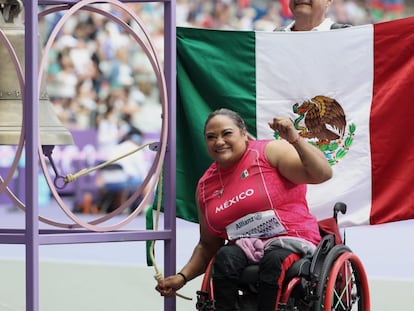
[175,17,414,227]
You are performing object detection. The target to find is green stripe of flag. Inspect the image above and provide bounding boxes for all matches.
[176,27,257,222]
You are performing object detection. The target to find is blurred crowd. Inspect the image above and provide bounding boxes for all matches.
[40,0,409,138]
[37,0,410,212]
[177,0,406,31]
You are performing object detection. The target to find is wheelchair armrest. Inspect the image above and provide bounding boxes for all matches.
[310,234,335,279]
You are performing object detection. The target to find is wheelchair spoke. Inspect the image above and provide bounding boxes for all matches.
[332,261,354,309]
[332,276,351,309]
[322,252,369,311]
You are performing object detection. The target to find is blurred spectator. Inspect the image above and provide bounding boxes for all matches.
[96,131,149,213]
[279,0,293,23]
[343,0,372,25]
[176,0,191,26]
[48,51,78,100]
[96,105,121,156]
[369,0,405,21]
[108,48,135,89]
[237,7,257,29]
[254,1,283,30]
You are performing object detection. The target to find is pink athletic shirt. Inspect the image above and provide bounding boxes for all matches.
[197,140,321,245]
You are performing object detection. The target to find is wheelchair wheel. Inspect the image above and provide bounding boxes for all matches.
[315,245,370,311]
[196,260,216,311]
[280,277,314,311]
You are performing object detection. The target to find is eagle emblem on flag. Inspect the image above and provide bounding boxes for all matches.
[292,95,356,166]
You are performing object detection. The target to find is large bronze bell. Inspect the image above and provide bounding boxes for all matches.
[0,0,73,145]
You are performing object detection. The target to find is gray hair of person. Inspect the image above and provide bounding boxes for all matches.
[203,108,246,134]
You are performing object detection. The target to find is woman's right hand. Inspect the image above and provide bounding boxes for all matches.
[155,274,186,297]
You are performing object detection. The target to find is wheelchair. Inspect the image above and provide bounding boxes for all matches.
[196,202,370,311]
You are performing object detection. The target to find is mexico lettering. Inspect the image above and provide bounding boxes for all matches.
[215,189,254,213]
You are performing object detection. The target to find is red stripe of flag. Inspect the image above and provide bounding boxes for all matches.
[370,17,414,224]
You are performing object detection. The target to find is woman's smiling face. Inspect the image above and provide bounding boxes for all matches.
[204,114,248,168]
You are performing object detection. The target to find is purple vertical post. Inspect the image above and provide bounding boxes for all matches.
[163,0,177,310]
[23,1,40,311]
[22,1,178,310]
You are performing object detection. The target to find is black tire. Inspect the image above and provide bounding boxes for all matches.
[315,245,370,311]
[314,245,351,311]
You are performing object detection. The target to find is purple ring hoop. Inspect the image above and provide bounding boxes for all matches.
[35,0,168,231]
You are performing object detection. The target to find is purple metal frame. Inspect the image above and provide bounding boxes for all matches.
[0,1,177,310]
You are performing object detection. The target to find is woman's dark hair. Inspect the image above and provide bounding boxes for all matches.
[203,108,246,134]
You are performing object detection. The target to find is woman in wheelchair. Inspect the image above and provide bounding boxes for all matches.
[155,108,334,310]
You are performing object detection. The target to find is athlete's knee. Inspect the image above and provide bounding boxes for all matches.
[213,244,248,279]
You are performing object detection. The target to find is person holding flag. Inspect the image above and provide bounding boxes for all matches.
[155,109,332,310]
[277,0,351,31]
